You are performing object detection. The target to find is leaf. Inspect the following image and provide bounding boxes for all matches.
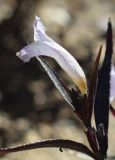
[94,20,113,133]
[36,56,74,109]
[94,20,113,157]
[87,46,102,124]
[0,139,97,159]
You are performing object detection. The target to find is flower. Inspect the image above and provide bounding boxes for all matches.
[110,65,115,102]
[16,16,87,94]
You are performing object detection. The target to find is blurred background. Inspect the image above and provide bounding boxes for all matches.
[0,0,115,159]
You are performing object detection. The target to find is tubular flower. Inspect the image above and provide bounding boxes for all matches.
[16,16,87,94]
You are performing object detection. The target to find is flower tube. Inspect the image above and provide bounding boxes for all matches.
[16,16,87,94]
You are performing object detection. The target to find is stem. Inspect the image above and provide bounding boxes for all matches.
[0,139,97,159]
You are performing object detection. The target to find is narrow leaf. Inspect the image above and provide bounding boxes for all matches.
[36,56,74,109]
[94,20,113,156]
[94,20,113,133]
[87,46,102,123]
[0,139,97,159]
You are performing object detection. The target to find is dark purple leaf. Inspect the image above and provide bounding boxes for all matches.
[94,20,113,157]
[96,124,108,158]
[94,20,112,133]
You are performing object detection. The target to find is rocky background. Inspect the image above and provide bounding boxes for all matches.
[0,0,115,159]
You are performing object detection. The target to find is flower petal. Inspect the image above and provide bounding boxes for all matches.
[34,16,46,41]
[16,16,87,94]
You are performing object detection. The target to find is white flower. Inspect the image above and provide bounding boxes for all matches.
[16,16,87,94]
[110,65,115,102]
